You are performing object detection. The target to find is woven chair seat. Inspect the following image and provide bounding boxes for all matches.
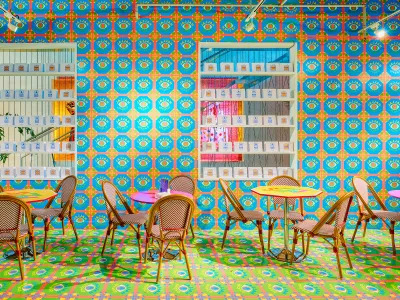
[32,208,62,219]
[293,219,335,237]
[0,224,29,241]
[372,210,400,222]
[112,212,148,226]
[150,225,184,240]
[231,210,264,221]
[269,209,304,221]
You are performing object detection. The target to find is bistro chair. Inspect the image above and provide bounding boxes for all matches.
[351,177,400,255]
[219,178,265,254]
[290,192,354,279]
[267,176,304,252]
[31,175,78,252]
[144,194,194,283]
[0,195,36,280]
[101,181,148,261]
[169,175,196,238]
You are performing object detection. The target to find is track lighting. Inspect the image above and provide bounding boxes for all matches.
[0,5,22,32]
[243,0,265,32]
[358,9,400,39]
[375,29,386,39]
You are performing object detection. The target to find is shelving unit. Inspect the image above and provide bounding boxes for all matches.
[201,71,296,76]
[0,72,75,76]
[200,98,295,102]
[198,42,298,181]
[0,43,77,181]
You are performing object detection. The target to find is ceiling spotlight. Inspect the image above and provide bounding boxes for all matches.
[245,19,255,32]
[358,9,400,35]
[0,5,22,32]
[243,0,265,32]
[375,29,386,38]
[7,22,18,32]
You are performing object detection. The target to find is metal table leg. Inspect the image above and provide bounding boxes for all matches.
[268,197,303,262]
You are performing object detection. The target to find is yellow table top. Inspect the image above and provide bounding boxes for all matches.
[252,185,322,198]
[0,189,57,203]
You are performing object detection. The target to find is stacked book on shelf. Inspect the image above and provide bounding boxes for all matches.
[0,167,73,180]
[0,62,75,73]
[201,115,291,126]
[0,89,74,100]
[0,141,75,153]
[202,166,294,180]
[201,141,294,154]
[200,88,293,100]
[203,62,293,73]
[0,115,75,126]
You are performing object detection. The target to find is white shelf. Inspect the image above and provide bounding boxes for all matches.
[0,99,77,102]
[200,98,295,102]
[200,151,295,155]
[0,72,75,76]
[200,124,295,128]
[1,125,75,128]
[199,177,269,181]
[0,152,75,154]
[201,71,295,76]
[5,177,68,181]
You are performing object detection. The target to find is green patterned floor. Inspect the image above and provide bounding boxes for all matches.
[0,229,399,299]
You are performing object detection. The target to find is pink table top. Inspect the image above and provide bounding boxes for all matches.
[130,190,193,204]
[389,190,400,199]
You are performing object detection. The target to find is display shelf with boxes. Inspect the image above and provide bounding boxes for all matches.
[0,43,77,180]
[198,42,298,181]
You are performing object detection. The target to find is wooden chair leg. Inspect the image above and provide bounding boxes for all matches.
[267,218,273,251]
[69,216,79,241]
[334,237,343,279]
[256,220,265,254]
[101,223,112,256]
[136,224,142,262]
[340,234,352,268]
[290,229,298,264]
[16,240,24,280]
[351,215,362,242]
[30,232,37,260]
[43,218,50,252]
[362,219,368,237]
[305,235,310,256]
[110,227,116,246]
[156,240,164,283]
[61,218,65,236]
[182,240,191,280]
[390,221,396,256]
[144,234,149,263]
[221,218,230,250]
[189,224,195,239]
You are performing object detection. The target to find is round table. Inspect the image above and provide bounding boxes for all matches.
[130,190,193,204]
[388,190,400,199]
[252,185,322,262]
[0,189,57,259]
[0,189,57,203]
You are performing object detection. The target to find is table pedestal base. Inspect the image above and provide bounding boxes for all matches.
[143,248,180,262]
[3,245,39,260]
[268,247,304,263]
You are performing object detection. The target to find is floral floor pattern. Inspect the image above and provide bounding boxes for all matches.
[0,229,399,299]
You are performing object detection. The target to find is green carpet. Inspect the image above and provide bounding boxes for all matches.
[0,229,399,299]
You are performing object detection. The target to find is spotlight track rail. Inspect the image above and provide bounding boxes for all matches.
[358,9,400,33]
[134,3,365,19]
